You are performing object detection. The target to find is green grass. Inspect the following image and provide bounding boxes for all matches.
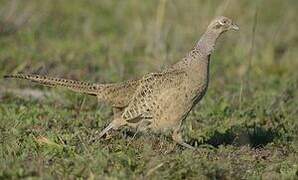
[1,0,298,179]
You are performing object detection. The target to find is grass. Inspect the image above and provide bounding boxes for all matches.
[0,0,298,179]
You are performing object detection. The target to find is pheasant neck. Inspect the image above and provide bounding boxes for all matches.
[169,30,220,71]
[196,30,220,57]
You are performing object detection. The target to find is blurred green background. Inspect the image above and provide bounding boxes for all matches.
[0,0,297,179]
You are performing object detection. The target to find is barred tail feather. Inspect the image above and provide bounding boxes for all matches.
[4,74,101,95]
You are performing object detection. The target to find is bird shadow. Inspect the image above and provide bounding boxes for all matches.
[107,125,279,149]
[188,125,280,148]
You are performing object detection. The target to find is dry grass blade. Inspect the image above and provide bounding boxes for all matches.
[35,136,62,148]
[145,163,164,177]
[245,4,259,94]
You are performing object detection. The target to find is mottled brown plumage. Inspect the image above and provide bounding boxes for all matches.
[4,16,239,149]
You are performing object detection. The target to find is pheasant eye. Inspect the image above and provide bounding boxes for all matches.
[218,20,227,26]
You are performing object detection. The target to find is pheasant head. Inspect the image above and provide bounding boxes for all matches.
[207,16,239,33]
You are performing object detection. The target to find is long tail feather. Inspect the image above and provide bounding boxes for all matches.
[4,74,101,95]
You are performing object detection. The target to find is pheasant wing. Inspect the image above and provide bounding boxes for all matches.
[122,70,187,124]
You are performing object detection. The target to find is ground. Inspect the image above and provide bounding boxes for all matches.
[0,0,298,179]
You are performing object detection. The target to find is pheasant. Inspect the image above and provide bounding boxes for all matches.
[4,16,239,149]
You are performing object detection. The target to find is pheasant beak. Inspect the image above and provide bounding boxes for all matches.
[231,23,239,31]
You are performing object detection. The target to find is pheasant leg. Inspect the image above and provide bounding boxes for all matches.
[172,128,195,150]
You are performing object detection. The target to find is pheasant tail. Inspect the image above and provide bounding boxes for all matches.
[4,74,101,96]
